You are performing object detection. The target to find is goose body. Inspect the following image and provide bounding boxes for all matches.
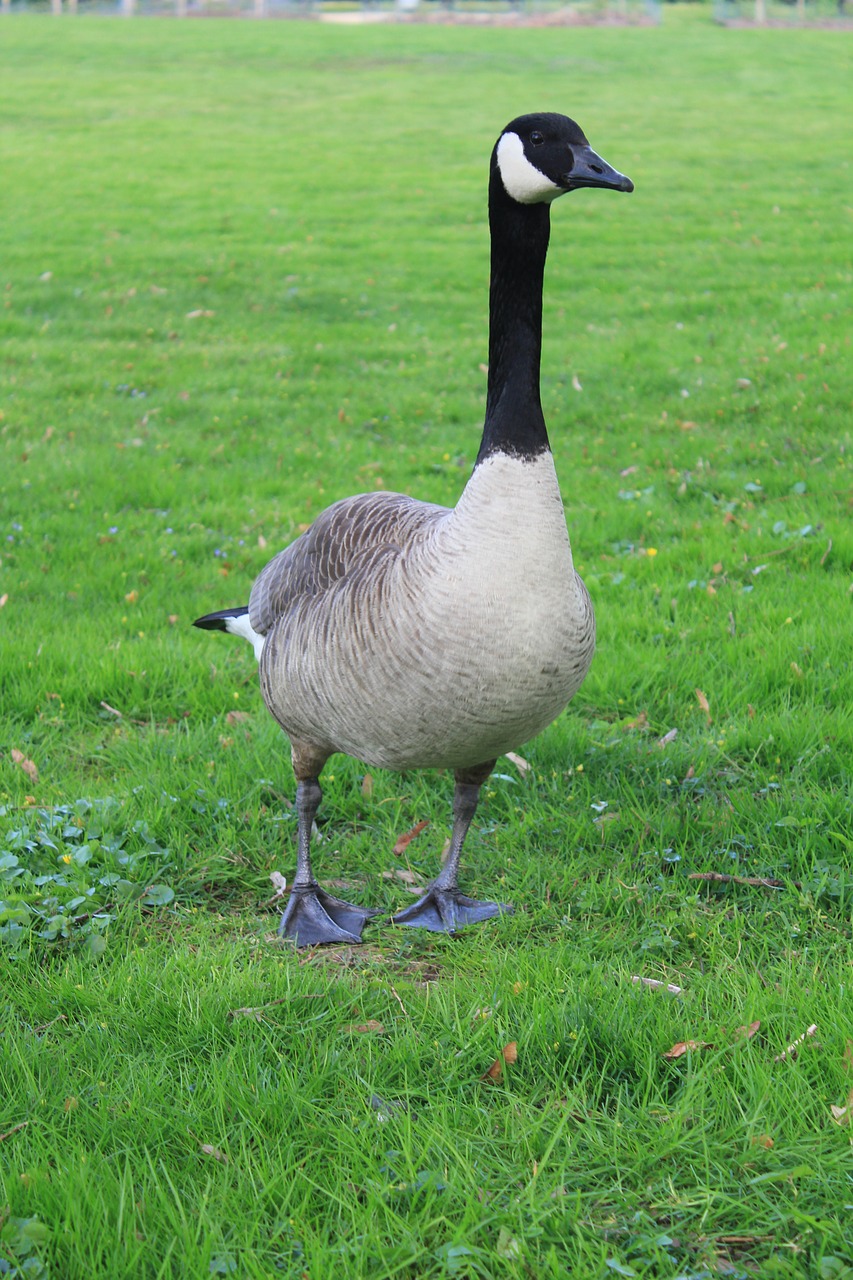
[195,113,632,945]
[253,452,593,772]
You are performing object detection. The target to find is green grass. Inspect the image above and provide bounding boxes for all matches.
[1,10,852,1278]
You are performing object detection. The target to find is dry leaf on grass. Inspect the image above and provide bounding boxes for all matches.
[657,728,678,749]
[830,1087,853,1127]
[733,1020,761,1042]
[482,1041,518,1081]
[381,868,424,895]
[381,868,423,887]
[505,751,530,778]
[751,1134,774,1150]
[663,1040,712,1060]
[361,773,374,799]
[695,688,712,725]
[10,749,38,783]
[343,1020,386,1035]
[393,820,429,856]
[200,1143,228,1164]
[632,976,683,995]
[269,871,288,899]
[226,710,251,725]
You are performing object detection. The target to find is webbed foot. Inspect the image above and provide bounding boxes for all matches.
[278,884,378,947]
[391,885,512,934]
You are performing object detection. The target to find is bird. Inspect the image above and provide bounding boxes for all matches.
[194,112,633,947]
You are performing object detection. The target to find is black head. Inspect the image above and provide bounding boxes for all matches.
[494,112,633,205]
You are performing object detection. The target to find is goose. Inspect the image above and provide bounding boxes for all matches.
[194,112,632,947]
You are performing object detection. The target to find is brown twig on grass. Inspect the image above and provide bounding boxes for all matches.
[688,871,802,891]
[32,1014,68,1034]
[0,1121,30,1144]
[774,1024,818,1063]
[228,994,323,1020]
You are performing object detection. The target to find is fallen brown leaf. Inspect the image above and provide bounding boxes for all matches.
[657,728,678,748]
[632,976,683,996]
[269,871,287,899]
[226,710,251,725]
[361,773,374,798]
[0,593,8,609]
[381,868,423,887]
[695,688,712,725]
[393,819,429,856]
[830,1088,853,1127]
[10,749,38,783]
[663,1040,712,1060]
[344,1021,385,1035]
[200,1143,228,1163]
[734,1020,761,1042]
[505,751,530,778]
[482,1041,518,1081]
[751,1134,774,1150]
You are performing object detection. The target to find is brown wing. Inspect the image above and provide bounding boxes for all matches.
[248,491,447,635]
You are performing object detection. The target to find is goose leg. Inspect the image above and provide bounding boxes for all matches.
[278,777,378,947]
[391,762,512,933]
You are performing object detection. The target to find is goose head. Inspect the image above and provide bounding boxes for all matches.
[494,112,633,207]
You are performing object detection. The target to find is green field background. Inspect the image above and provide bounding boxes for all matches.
[0,13,852,1280]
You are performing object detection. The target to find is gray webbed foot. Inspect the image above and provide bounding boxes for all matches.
[278,884,378,947]
[391,885,511,934]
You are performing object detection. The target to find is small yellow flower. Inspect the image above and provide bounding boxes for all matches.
[646,547,658,557]
[576,764,584,773]
[61,854,72,865]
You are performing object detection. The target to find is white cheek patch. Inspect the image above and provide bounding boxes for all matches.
[496,131,563,205]
[225,612,266,662]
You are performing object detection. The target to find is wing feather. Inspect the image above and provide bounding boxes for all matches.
[248,491,447,634]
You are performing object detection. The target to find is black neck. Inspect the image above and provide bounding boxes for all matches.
[477,169,552,465]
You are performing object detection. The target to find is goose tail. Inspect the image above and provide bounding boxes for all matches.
[193,606,265,662]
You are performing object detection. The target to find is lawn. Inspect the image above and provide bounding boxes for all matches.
[1,10,852,1278]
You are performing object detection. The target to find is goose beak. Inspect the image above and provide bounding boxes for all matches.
[562,145,634,194]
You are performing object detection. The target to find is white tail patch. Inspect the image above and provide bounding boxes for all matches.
[496,132,562,206]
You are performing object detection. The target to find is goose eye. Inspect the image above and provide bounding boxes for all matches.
[529,131,545,147]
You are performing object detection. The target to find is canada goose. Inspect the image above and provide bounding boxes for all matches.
[194,113,632,946]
